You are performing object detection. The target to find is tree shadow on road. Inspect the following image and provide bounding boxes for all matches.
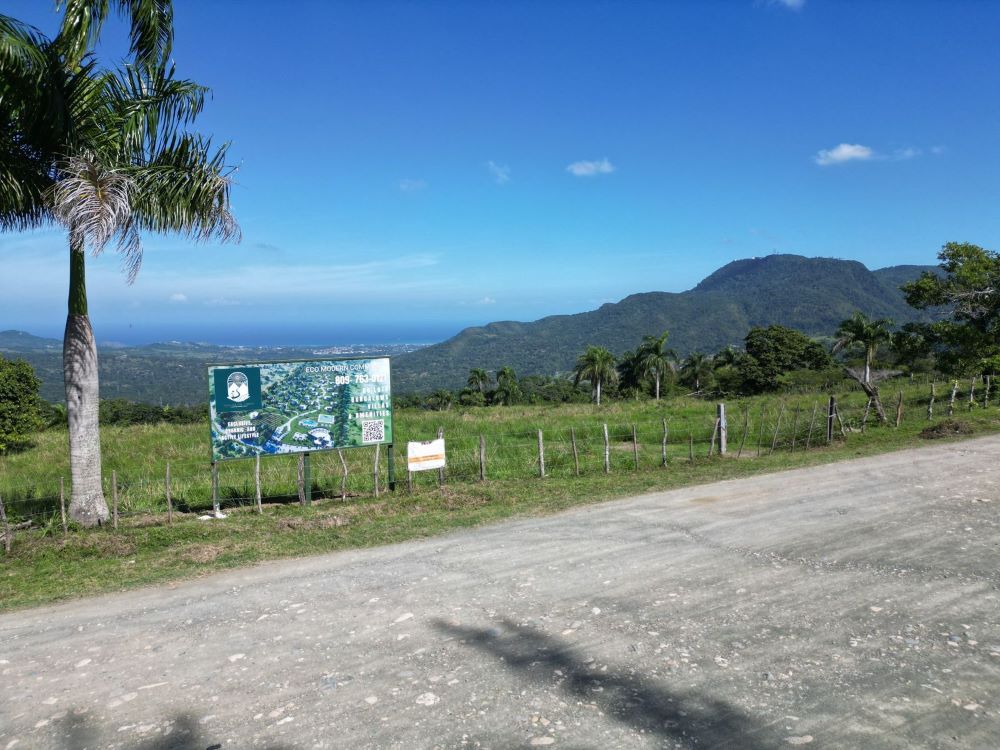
[51,710,294,750]
[434,617,781,750]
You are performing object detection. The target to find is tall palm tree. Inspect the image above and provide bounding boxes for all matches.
[493,366,521,406]
[466,368,490,394]
[637,331,675,401]
[616,348,646,400]
[1,4,239,525]
[833,312,894,386]
[574,346,617,405]
[680,352,714,393]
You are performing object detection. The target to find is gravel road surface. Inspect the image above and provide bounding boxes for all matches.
[2,436,999,749]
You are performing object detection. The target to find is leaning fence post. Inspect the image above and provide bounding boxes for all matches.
[827,396,835,444]
[479,434,487,481]
[0,493,11,554]
[60,477,68,535]
[861,398,872,433]
[805,403,818,450]
[928,382,936,420]
[166,463,174,524]
[254,455,262,514]
[790,406,801,452]
[948,380,958,416]
[736,406,750,458]
[632,424,639,470]
[112,470,119,530]
[769,403,785,455]
[717,404,727,455]
[708,418,719,457]
[894,391,904,428]
[571,427,580,476]
[661,419,669,466]
[537,429,546,478]
[757,406,767,457]
[603,423,610,474]
[338,449,348,501]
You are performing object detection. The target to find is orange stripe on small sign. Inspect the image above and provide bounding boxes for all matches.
[409,454,445,463]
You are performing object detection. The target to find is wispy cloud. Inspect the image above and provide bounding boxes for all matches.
[814,143,875,166]
[169,293,187,303]
[930,145,947,156]
[399,178,427,192]
[477,296,496,305]
[768,0,805,10]
[566,158,615,177]
[486,161,511,185]
[892,147,921,161]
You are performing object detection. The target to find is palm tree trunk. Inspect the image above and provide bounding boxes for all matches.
[864,346,872,385]
[655,374,660,401]
[65,240,109,526]
[596,379,602,406]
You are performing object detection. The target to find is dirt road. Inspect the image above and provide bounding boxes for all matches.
[2,436,999,749]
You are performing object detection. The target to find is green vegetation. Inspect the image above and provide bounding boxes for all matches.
[2,377,998,610]
[0,356,43,453]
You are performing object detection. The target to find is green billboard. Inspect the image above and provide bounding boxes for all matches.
[208,357,392,461]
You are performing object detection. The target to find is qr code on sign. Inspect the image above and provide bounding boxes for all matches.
[361,419,385,444]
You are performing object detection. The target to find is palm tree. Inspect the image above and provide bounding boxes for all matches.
[1,5,238,525]
[493,366,521,406]
[574,346,617,405]
[616,348,646,400]
[637,331,675,401]
[680,352,714,393]
[427,389,453,411]
[833,312,894,386]
[466,368,490,394]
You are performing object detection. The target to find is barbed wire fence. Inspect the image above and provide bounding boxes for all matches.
[1,376,995,549]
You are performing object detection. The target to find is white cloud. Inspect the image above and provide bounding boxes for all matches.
[930,145,947,155]
[169,292,187,303]
[769,0,805,9]
[477,296,496,305]
[814,143,875,166]
[399,178,427,192]
[486,161,511,184]
[566,158,615,177]
[892,147,921,161]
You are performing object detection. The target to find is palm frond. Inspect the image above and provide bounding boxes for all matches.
[56,0,173,69]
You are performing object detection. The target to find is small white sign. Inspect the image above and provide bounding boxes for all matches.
[407,438,446,472]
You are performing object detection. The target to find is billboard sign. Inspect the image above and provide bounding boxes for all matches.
[208,357,392,461]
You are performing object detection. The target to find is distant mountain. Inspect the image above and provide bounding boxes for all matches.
[391,254,938,392]
[0,330,61,352]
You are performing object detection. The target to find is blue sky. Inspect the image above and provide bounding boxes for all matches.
[3,0,1000,345]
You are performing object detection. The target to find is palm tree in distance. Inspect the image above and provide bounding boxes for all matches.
[574,346,618,405]
[680,352,714,393]
[637,331,675,401]
[1,4,239,525]
[833,312,894,386]
[467,368,490,394]
[494,366,521,406]
[616,348,646,400]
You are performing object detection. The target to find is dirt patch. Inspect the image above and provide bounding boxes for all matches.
[920,419,975,439]
[181,544,226,563]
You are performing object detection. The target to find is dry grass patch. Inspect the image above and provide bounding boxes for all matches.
[920,419,975,439]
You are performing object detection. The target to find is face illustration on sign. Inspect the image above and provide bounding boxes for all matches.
[227,372,250,403]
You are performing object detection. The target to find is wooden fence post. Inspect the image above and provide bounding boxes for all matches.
[717,404,727,455]
[928,382,936,420]
[894,391,904,428]
[632,424,639,470]
[571,427,580,476]
[948,380,958,416]
[769,403,785,455]
[969,376,976,411]
[60,477,68,535]
[708,418,720,457]
[984,375,992,409]
[437,427,445,487]
[736,405,750,458]
[806,404,819,450]
[254,455,262,514]
[0,493,11,554]
[757,406,767,457]
[537,429,546,478]
[790,406,801,452]
[861,398,872,433]
[827,396,835,444]
[373,444,381,497]
[479,434,487,481]
[112,470,119,530]
[661,419,669,466]
[166,463,174,524]
[603,423,610,474]
[338,449,348,501]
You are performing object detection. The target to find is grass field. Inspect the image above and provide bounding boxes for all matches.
[1,378,997,610]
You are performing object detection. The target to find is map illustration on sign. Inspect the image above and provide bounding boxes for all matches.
[208,357,392,461]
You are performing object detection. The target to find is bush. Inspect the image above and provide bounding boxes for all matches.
[0,356,44,453]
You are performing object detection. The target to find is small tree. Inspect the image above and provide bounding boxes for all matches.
[637,331,674,401]
[466,368,491,394]
[574,346,617,405]
[0,357,44,453]
[680,352,714,393]
[493,366,522,406]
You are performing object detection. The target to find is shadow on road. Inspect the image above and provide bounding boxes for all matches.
[434,617,781,750]
[49,710,294,750]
